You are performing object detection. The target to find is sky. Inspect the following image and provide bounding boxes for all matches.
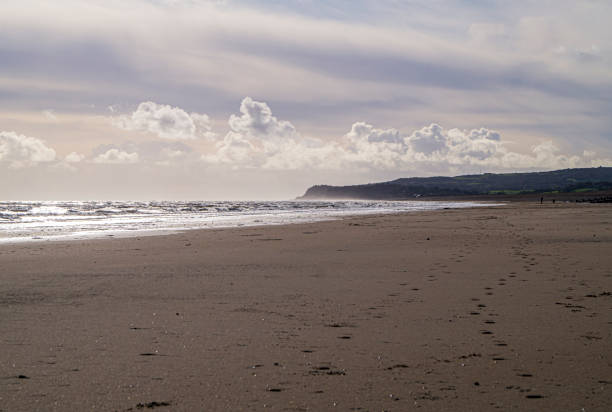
[1,0,611,200]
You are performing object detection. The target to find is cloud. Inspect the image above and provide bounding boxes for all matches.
[42,110,59,121]
[1,0,611,156]
[469,23,507,47]
[341,121,612,173]
[0,131,56,168]
[3,98,602,182]
[347,122,517,170]
[342,122,407,170]
[114,101,215,140]
[228,97,297,139]
[198,97,612,173]
[65,152,85,163]
[407,123,447,155]
[135,140,198,166]
[208,97,301,167]
[90,140,197,168]
[346,122,403,145]
[93,148,139,164]
[203,97,341,170]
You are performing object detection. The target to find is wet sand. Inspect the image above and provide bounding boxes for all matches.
[0,202,611,411]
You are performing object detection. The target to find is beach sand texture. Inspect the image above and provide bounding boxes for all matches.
[1,203,611,411]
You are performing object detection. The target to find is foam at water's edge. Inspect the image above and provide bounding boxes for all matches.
[0,200,501,244]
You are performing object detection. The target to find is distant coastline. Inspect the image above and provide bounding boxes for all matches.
[299,167,612,201]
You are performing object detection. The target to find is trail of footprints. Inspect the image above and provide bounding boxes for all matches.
[260,236,607,407]
[467,268,546,401]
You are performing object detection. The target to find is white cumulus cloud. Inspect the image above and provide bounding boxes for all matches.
[65,152,85,163]
[407,124,448,155]
[0,131,57,168]
[342,122,407,170]
[114,101,215,140]
[228,97,297,139]
[201,98,612,173]
[339,121,612,172]
[102,98,605,175]
[208,97,313,169]
[205,97,344,170]
[93,148,139,164]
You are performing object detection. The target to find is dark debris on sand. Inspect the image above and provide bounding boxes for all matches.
[126,401,172,410]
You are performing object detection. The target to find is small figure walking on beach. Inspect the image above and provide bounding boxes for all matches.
[540,196,543,204]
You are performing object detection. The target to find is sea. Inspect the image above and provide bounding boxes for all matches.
[0,200,496,243]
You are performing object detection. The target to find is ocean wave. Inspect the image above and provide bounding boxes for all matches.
[0,200,498,243]
[29,206,69,215]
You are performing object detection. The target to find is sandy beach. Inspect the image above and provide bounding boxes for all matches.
[1,202,611,411]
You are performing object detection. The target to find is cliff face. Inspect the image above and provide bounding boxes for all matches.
[300,183,474,199]
[299,167,612,200]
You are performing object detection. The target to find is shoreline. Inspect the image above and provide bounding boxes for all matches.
[0,199,502,245]
[1,202,610,411]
